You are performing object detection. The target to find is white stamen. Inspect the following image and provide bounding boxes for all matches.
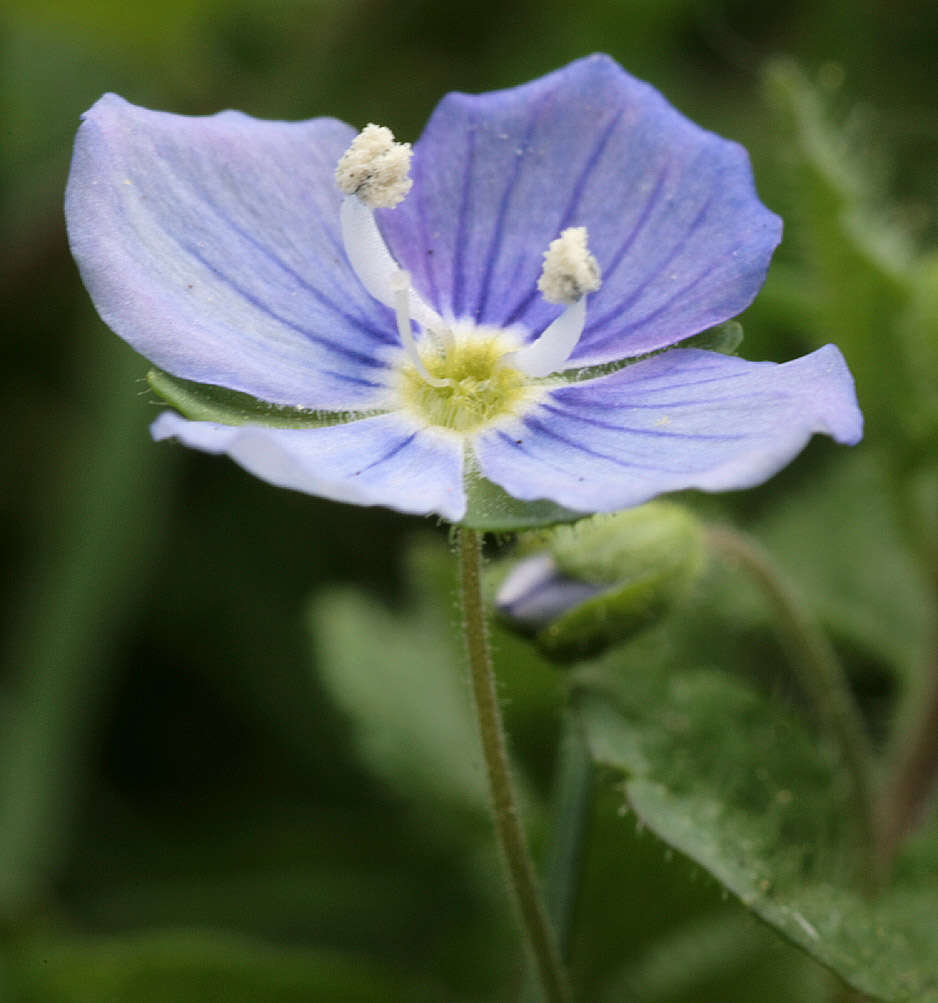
[504,227,602,378]
[339,196,442,331]
[391,270,449,388]
[538,226,601,305]
[507,297,588,378]
[335,133,445,386]
[335,124,413,209]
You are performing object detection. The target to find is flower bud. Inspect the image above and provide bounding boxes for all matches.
[496,502,705,662]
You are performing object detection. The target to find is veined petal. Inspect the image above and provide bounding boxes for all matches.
[474,346,861,512]
[66,95,398,411]
[152,412,467,521]
[379,54,780,363]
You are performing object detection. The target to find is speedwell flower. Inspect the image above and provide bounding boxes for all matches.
[65,55,861,526]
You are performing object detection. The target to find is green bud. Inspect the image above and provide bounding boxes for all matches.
[497,502,706,663]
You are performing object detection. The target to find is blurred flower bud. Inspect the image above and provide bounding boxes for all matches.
[496,502,705,662]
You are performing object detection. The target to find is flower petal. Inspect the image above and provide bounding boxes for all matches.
[379,54,781,363]
[152,412,467,521]
[474,346,861,512]
[66,94,398,411]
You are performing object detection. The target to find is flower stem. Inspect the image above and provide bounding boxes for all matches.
[707,526,878,875]
[457,527,573,1003]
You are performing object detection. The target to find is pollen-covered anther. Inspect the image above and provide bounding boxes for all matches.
[537,226,602,305]
[502,227,602,378]
[335,123,413,209]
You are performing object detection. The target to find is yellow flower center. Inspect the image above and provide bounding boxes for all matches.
[398,329,531,433]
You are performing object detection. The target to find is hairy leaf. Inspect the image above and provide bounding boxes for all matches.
[578,648,938,1002]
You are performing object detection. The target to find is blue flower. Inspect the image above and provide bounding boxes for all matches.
[65,55,861,526]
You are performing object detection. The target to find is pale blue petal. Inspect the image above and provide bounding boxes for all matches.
[474,346,861,512]
[152,412,466,521]
[379,54,781,363]
[67,94,398,411]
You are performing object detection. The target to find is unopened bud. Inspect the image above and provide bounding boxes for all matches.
[496,553,604,633]
[497,502,705,663]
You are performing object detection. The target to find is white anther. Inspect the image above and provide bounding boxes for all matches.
[503,228,601,378]
[537,226,601,305]
[335,124,413,209]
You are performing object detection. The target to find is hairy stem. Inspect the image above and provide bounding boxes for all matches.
[707,526,878,875]
[458,528,573,1003]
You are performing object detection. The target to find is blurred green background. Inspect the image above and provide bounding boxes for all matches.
[2,1,937,1000]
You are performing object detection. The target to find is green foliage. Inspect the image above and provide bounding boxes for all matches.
[308,538,565,813]
[5,931,446,1003]
[308,542,489,816]
[754,449,934,676]
[764,60,938,461]
[578,645,938,1002]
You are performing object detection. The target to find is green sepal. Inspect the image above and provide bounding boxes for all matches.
[462,464,585,532]
[148,370,586,532]
[679,320,744,355]
[147,369,373,428]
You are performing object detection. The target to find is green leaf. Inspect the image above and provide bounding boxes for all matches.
[147,369,371,428]
[597,911,827,1003]
[6,930,446,1003]
[577,648,938,1002]
[308,537,560,820]
[308,540,489,815]
[897,254,938,450]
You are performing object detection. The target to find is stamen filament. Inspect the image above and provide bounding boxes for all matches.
[502,227,601,378]
[391,270,449,388]
[504,297,587,378]
[339,197,442,331]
